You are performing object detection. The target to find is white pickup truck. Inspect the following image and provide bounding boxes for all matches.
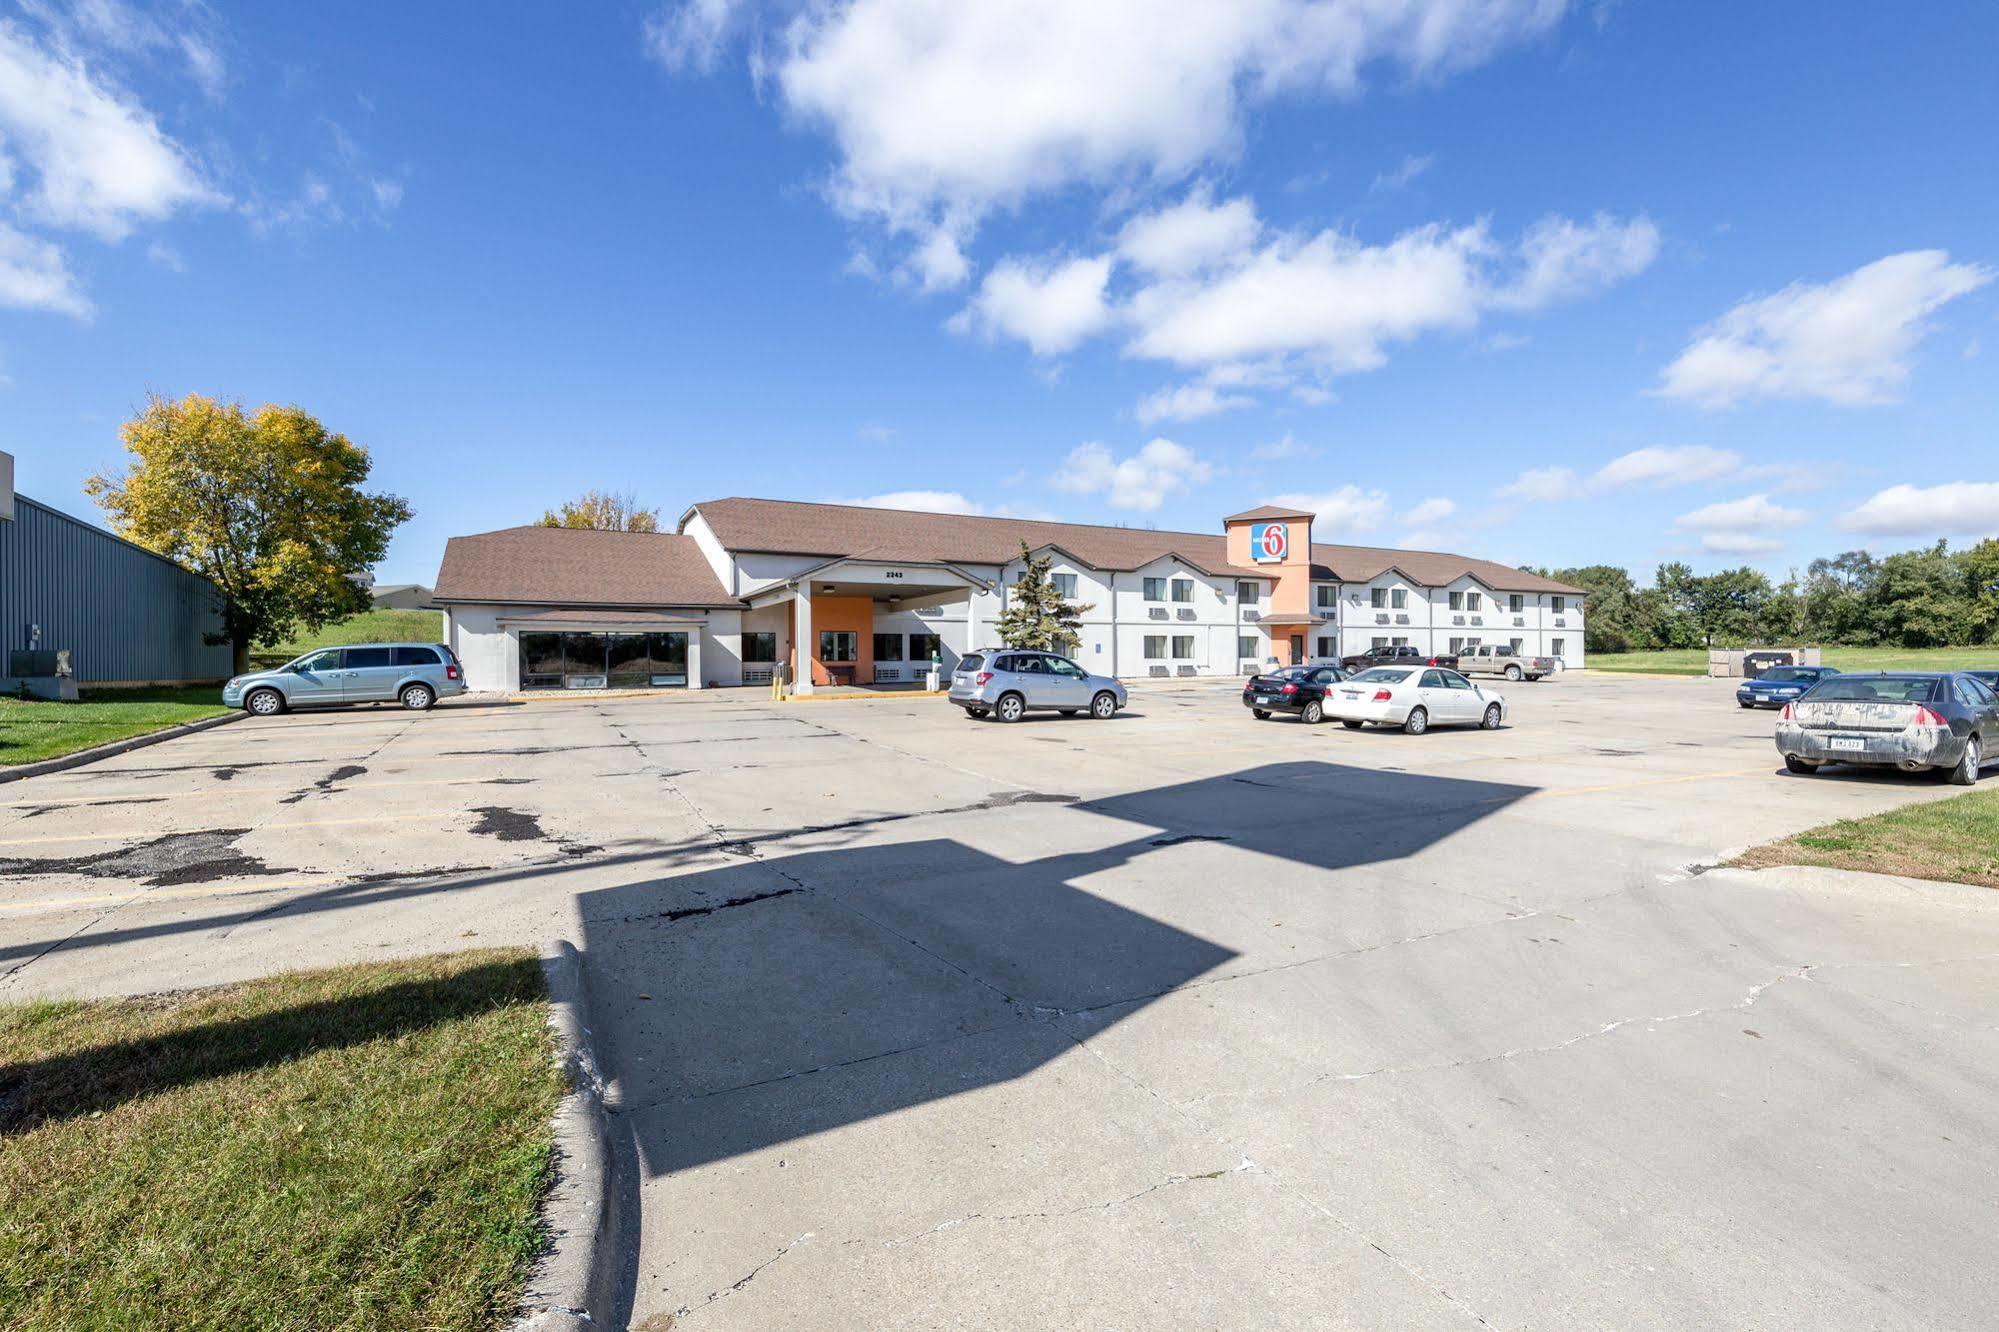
[1457,644,1555,681]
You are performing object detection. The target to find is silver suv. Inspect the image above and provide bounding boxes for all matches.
[950,649,1127,722]
[223,643,467,716]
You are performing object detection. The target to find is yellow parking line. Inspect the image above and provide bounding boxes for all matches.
[0,773,523,809]
[0,808,460,848]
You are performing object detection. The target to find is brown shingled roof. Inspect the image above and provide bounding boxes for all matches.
[433,526,736,607]
[685,497,1583,595]
[1222,504,1316,523]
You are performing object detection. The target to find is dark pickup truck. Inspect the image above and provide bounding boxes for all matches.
[1338,644,1459,673]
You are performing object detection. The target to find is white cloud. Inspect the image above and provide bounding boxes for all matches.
[1495,212,1660,310]
[1674,494,1807,532]
[1696,532,1784,556]
[1268,485,1389,535]
[144,238,183,271]
[0,19,221,240]
[766,0,1568,263]
[643,0,746,73]
[1655,250,1995,408]
[1402,496,1456,526]
[1498,445,1754,504]
[1117,190,1260,275]
[1249,432,1315,461]
[370,178,404,212]
[0,221,91,317]
[951,253,1111,355]
[835,489,987,515]
[1672,493,1805,557]
[1055,437,1213,511]
[1495,465,1582,502]
[909,223,971,290]
[1591,444,1741,489]
[1839,482,1999,538]
[1134,380,1254,425]
[1370,152,1433,194]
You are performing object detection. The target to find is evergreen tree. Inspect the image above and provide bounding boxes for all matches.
[995,543,1092,650]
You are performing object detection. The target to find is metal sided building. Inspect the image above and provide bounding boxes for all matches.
[0,452,235,685]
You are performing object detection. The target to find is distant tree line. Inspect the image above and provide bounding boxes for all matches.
[1532,540,1999,652]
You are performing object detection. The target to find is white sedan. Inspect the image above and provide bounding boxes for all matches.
[1325,666,1507,734]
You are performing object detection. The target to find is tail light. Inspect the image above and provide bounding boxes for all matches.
[1780,702,1793,720]
[1372,689,1393,702]
[1914,706,1947,727]
[445,664,460,681]
[975,671,992,685]
[1281,683,1298,694]
[1426,657,1439,665]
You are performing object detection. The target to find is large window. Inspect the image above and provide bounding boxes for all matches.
[908,632,942,662]
[1391,588,1407,609]
[1171,635,1195,658]
[1370,588,1388,609]
[1170,578,1194,603]
[1467,592,1482,611]
[1551,637,1565,657]
[873,633,905,662]
[1143,635,1167,659]
[1449,590,1464,610]
[1051,572,1078,599]
[1371,636,1389,650]
[819,630,858,663]
[1509,594,1524,613]
[519,631,687,689]
[1238,635,1257,660]
[1315,636,1334,657]
[1552,596,1567,613]
[743,632,777,663]
[1143,577,1166,601]
[1238,581,1260,605]
[1314,584,1334,608]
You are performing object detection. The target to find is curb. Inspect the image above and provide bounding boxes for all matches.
[513,941,628,1331]
[0,709,245,785]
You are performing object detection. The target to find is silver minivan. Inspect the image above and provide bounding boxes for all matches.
[949,648,1127,722]
[222,642,467,715]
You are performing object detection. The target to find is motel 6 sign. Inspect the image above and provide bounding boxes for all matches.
[1250,521,1289,564]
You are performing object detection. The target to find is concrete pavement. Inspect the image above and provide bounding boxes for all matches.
[2,674,1995,1328]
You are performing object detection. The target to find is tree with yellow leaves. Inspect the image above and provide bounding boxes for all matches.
[538,489,660,532]
[86,393,413,673]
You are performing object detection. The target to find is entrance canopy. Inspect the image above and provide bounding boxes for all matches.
[745,558,994,693]
[743,557,992,612]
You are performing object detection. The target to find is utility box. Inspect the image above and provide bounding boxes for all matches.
[1708,646,1822,678]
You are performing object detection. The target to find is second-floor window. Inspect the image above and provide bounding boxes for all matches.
[1391,588,1407,610]
[1370,588,1388,609]
[1315,584,1334,608]
[1170,578,1194,603]
[1466,592,1482,612]
[1238,581,1260,604]
[1143,577,1166,601]
[1051,572,1078,599]
[1552,595,1567,614]
[1509,594,1524,613]
[1449,591,1464,610]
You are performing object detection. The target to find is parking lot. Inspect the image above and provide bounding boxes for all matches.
[4,672,1997,1329]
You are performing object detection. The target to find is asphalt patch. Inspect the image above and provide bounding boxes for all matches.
[279,764,368,805]
[12,796,168,820]
[0,829,292,887]
[1147,833,1233,847]
[469,806,548,842]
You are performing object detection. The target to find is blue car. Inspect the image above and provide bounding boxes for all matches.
[1736,665,1838,709]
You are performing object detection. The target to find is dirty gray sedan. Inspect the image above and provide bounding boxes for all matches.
[1775,672,1999,784]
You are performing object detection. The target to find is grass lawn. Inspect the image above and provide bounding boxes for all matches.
[1732,787,1999,889]
[0,949,563,1332]
[1590,645,1999,677]
[0,686,233,767]
[252,608,445,668]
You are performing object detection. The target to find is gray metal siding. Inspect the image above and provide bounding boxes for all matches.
[0,495,234,684]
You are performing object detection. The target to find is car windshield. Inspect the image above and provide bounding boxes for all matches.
[1349,667,1414,684]
[1807,676,1937,703]
[1760,667,1816,683]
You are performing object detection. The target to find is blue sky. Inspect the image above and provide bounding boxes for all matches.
[3,1,1996,587]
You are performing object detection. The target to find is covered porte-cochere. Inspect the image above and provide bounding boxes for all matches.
[742,558,992,694]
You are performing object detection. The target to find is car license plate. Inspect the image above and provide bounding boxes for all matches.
[1829,736,1866,752]
[1255,695,1272,705]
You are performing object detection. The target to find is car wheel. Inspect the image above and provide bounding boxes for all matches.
[399,683,435,712]
[1341,719,1363,730]
[1300,700,1324,725]
[1481,703,1502,730]
[1505,664,1523,681]
[1947,735,1981,786]
[1251,709,1271,720]
[1091,691,1118,720]
[1784,755,1818,775]
[1738,701,1754,709]
[246,687,285,717]
[1403,706,1429,736]
[995,692,1025,723]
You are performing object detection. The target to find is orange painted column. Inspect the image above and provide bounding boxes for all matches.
[806,594,877,685]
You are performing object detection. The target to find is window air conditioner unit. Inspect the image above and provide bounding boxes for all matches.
[1471,615,1483,625]
[1176,608,1195,620]
[1149,607,1169,620]
[1374,612,1389,624]
[875,666,901,682]
[1395,614,1409,625]
[1555,617,1567,627]
[1513,616,1525,627]
[1243,609,1260,621]
[1452,615,1465,625]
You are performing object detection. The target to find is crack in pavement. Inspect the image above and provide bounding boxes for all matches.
[672,1232,814,1321]
[872,1157,1260,1249]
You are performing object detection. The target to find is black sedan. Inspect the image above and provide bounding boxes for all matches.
[1243,664,1348,723]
